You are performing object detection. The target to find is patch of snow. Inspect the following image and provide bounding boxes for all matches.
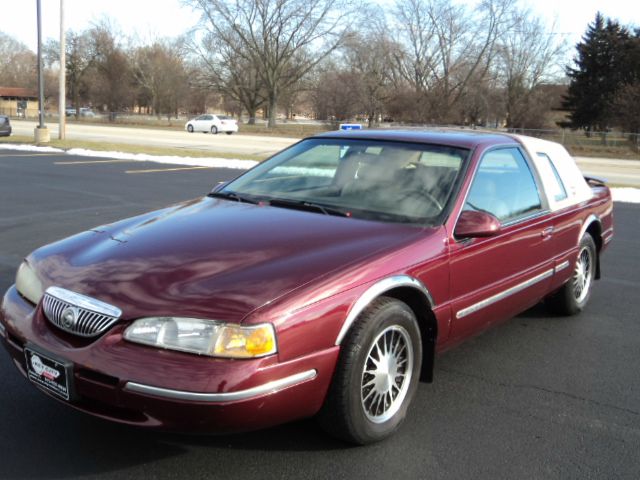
[611,188,640,204]
[0,143,64,153]
[65,148,258,170]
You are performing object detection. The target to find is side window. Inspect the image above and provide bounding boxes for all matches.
[537,152,567,202]
[465,148,542,222]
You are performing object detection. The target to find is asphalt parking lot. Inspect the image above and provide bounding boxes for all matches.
[0,150,639,479]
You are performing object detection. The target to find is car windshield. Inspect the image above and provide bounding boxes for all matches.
[221,138,469,225]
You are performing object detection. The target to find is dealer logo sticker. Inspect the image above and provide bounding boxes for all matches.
[30,354,60,381]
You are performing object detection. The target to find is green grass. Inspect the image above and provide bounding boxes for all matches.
[0,135,266,161]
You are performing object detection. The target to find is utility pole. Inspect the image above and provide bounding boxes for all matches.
[58,0,65,140]
[34,0,50,143]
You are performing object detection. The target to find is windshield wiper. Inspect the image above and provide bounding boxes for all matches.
[268,198,351,217]
[208,190,259,204]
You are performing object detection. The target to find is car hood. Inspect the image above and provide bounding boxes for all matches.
[29,197,426,322]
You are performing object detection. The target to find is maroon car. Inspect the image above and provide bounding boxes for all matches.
[0,130,613,444]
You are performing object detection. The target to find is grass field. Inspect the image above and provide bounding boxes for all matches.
[60,116,332,138]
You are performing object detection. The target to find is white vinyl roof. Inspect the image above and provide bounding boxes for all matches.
[513,135,593,211]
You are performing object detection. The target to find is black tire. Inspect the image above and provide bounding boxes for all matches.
[211,125,218,134]
[187,124,194,133]
[318,296,422,444]
[546,233,597,315]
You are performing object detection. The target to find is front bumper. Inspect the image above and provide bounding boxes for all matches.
[1,285,338,432]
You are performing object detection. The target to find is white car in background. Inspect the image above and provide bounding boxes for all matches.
[185,114,239,134]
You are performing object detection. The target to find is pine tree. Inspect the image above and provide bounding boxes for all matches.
[563,13,632,132]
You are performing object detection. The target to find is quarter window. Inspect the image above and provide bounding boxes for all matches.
[465,148,542,222]
[537,152,568,202]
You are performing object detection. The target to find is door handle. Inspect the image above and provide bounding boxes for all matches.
[541,227,554,239]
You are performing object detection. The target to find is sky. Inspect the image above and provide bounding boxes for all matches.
[1,0,639,54]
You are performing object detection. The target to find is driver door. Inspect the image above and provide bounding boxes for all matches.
[448,147,555,341]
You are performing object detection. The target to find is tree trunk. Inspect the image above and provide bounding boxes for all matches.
[268,92,278,128]
[247,106,257,125]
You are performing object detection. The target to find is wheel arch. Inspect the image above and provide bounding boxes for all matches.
[580,214,603,279]
[335,275,437,383]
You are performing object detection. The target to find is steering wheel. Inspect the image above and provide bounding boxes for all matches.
[397,189,443,213]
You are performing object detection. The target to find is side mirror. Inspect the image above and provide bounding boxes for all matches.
[454,210,501,238]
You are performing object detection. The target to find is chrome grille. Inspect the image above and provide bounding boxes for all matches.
[42,286,122,338]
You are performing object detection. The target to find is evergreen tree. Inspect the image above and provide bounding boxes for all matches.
[563,13,632,132]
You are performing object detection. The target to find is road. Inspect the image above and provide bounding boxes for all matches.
[573,156,640,187]
[10,119,299,157]
[0,150,639,479]
[10,120,640,187]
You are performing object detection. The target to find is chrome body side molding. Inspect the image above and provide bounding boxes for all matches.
[456,268,554,319]
[555,260,570,273]
[335,275,434,346]
[124,369,317,403]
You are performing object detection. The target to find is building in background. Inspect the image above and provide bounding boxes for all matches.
[0,87,38,118]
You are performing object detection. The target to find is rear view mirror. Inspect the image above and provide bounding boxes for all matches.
[454,210,501,238]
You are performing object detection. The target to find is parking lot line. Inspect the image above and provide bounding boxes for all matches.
[125,166,215,174]
[0,153,58,157]
[55,159,136,165]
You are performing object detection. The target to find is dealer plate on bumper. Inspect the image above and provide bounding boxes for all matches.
[24,347,72,401]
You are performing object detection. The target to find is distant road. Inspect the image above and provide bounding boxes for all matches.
[10,120,299,157]
[9,120,640,186]
[574,156,640,188]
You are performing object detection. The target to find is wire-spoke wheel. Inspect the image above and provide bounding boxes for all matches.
[318,296,422,444]
[361,325,413,424]
[546,232,597,315]
[573,245,593,303]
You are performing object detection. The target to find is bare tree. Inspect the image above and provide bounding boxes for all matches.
[0,32,37,89]
[189,0,355,127]
[497,11,566,128]
[343,23,399,126]
[392,0,516,122]
[88,22,134,119]
[189,31,266,123]
[311,67,362,121]
[132,40,189,121]
[613,81,640,135]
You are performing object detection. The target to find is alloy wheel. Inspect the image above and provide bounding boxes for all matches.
[360,325,414,424]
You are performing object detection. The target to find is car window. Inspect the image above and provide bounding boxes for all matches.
[217,115,230,120]
[266,144,341,189]
[537,152,568,202]
[465,148,542,222]
[222,139,469,225]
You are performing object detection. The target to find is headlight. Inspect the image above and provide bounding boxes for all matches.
[123,317,277,358]
[15,261,44,305]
